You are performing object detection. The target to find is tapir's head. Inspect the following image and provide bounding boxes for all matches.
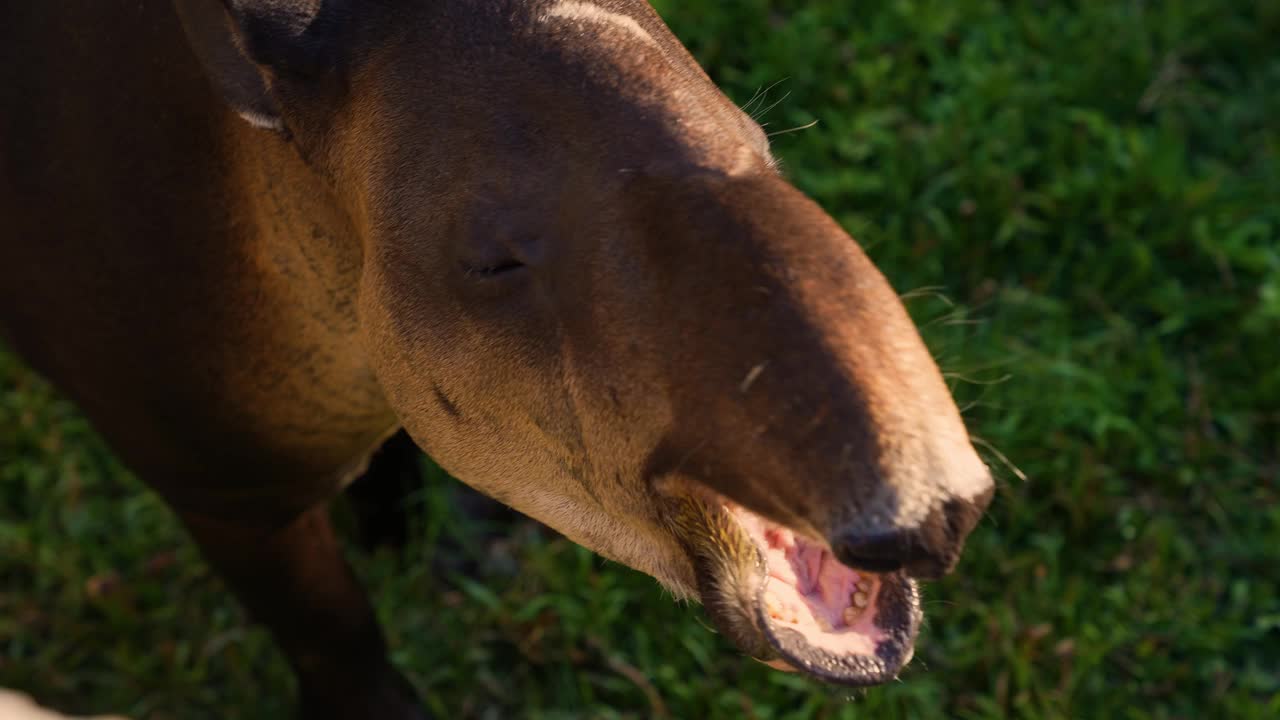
[182,0,993,685]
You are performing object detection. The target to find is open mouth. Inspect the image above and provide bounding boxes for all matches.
[727,503,921,685]
[667,491,922,686]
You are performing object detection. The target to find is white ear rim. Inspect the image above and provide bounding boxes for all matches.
[173,0,286,132]
[237,108,285,131]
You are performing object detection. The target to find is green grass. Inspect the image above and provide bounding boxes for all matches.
[3,0,1279,718]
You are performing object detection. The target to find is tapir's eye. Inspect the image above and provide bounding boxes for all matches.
[460,258,526,278]
[457,233,530,282]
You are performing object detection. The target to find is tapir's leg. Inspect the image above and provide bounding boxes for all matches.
[178,507,428,720]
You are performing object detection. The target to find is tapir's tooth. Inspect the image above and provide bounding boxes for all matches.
[852,591,869,608]
[765,592,783,620]
[842,606,862,626]
[857,580,873,594]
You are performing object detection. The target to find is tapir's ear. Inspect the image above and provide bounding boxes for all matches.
[172,0,344,131]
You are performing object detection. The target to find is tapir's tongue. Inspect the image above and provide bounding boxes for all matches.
[727,505,890,658]
[727,499,916,676]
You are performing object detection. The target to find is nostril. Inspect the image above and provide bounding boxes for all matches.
[833,531,914,575]
[834,525,957,580]
[833,488,994,580]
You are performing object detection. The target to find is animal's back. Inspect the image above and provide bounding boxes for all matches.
[1,0,227,366]
[0,1,395,514]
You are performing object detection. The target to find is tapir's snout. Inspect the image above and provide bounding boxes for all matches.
[625,170,993,564]
[831,475,995,581]
[622,170,995,685]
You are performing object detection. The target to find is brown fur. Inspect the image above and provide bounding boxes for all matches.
[1,1,992,715]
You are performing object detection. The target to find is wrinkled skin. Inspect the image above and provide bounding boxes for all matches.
[0,0,994,715]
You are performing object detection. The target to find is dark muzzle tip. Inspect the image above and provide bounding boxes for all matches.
[833,529,958,580]
[834,552,906,575]
[833,531,910,574]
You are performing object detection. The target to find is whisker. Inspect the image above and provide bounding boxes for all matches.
[971,435,1028,483]
[767,119,820,138]
[751,89,792,121]
[923,307,981,329]
[739,85,768,114]
[739,77,790,115]
[899,286,955,306]
[941,372,1013,387]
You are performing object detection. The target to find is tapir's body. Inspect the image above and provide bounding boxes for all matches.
[2,2,386,521]
[2,1,994,717]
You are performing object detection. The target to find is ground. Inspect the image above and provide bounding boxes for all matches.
[2,1,1278,718]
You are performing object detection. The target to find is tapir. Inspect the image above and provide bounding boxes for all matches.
[0,0,995,716]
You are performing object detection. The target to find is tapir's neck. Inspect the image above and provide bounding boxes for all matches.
[223,122,366,332]
[1,0,398,489]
